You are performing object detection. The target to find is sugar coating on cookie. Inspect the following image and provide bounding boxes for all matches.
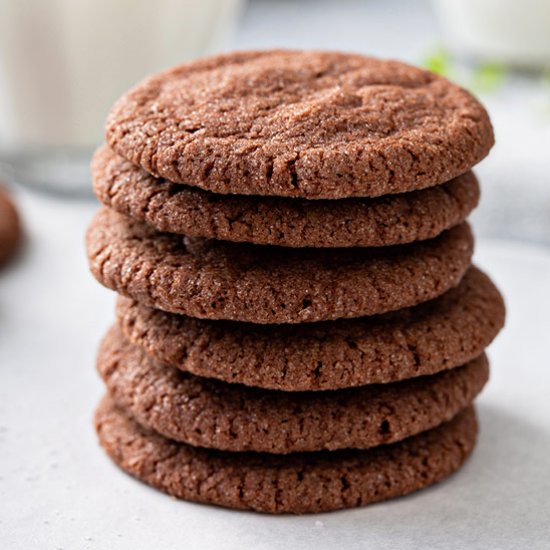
[106,50,494,199]
[116,267,504,390]
[86,208,474,324]
[98,325,488,453]
[93,145,480,248]
[96,397,478,514]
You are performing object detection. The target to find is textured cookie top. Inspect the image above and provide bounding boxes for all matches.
[96,397,477,513]
[86,208,473,324]
[0,186,22,267]
[106,50,494,199]
[93,145,480,248]
[99,325,488,454]
[117,267,505,390]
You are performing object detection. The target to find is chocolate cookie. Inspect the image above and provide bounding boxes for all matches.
[106,50,494,199]
[86,208,473,324]
[0,186,22,267]
[116,267,504,390]
[92,145,479,248]
[96,397,478,513]
[98,325,488,454]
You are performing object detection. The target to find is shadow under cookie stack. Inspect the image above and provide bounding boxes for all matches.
[86,51,505,514]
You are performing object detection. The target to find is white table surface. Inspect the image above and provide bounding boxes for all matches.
[2,1,550,548]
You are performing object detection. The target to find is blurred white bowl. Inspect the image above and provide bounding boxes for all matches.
[0,0,243,193]
[433,0,550,68]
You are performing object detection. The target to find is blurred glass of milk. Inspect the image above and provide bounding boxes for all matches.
[0,0,243,194]
[432,0,550,67]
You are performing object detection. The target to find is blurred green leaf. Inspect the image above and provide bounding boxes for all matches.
[472,63,506,93]
[423,47,452,77]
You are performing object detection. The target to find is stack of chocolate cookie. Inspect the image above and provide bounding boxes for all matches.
[86,51,505,514]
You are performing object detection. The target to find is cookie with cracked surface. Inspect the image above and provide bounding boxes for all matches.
[96,396,478,514]
[117,267,504,391]
[98,325,488,454]
[86,208,473,324]
[92,145,480,248]
[0,186,22,267]
[106,50,494,199]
